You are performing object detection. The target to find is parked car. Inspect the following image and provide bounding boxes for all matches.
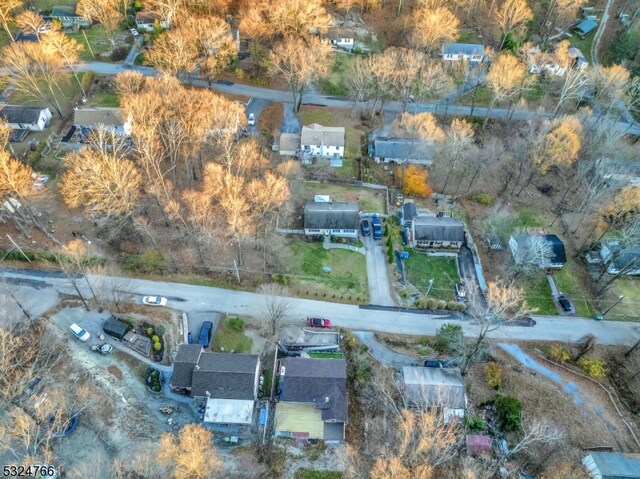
[455,283,466,299]
[396,193,404,207]
[371,215,382,240]
[307,317,331,328]
[69,323,91,342]
[247,113,255,125]
[142,296,168,306]
[32,173,49,190]
[37,22,53,34]
[199,321,213,347]
[558,296,573,312]
[360,219,371,237]
[130,28,139,36]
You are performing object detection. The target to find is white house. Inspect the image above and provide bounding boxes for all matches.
[402,366,467,422]
[300,123,345,167]
[509,234,566,269]
[327,27,355,50]
[0,105,52,131]
[303,201,359,239]
[411,216,465,249]
[73,108,133,137]
[441,43,484,62]
[135,11,169,32]
[600,242,640,276]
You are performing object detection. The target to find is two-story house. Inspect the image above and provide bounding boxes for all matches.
[303,201,359,239]
[300,123,345,167]
[0,105,52,131]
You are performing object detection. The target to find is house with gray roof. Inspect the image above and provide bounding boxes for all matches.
[74,108,132,136]
[509,233,566,269]
[0,105,52,131]
[401,201,418,228]
[44,5,91,29]
[441,43,484,62]
[275,357,347,442]
[411,216,465,249]
[582,451,640,479]
[600,242,640,276]
[303,201,359,239]
[170,344,204,390]
[372,137,436,165]
[402,366,467,421]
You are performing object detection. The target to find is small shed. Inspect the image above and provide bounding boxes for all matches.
[103,317,132,340]
[466,435,491,455]
[575,18,597,37]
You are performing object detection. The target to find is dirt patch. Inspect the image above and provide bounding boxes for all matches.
[107,365,123,381]
[260,102,284,144]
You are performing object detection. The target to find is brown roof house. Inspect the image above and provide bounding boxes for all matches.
[135,11,169,32]
[170,345,261,431]
[275,357,347,442]
[73,107,133,137]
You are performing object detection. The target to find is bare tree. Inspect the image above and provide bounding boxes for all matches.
[409,6,459,53]
[345,56,373,118]
[554,67,589,116]
[157,424,222,479]
[484,54,528,129]
[0,0,21,42]
[495,0,533,49]
[258,283,294,336]
[241,0,331,39]
[269,36,332,112]
[386,47,424,111]
[41,30,87,97]
[507,417,564,457]
[76,0,123,46]
[145,29,198,77]
[144,0,182,27]
[440,118,475,193]
[509,234,555,276]
[15,10,47,39]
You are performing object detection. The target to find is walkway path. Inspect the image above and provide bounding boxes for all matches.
[353,331,418,369]
[591,0,615,66]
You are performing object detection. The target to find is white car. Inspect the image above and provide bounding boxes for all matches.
[247,113,255,126]
[130,28,139,36]
[37,22,53,34]
[32,173,49,190]
[142,296,168,306]
[70,323,91,342]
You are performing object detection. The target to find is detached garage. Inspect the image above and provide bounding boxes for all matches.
[103,317,132,340]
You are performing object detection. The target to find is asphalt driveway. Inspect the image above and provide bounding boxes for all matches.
[353,331,418,370]
[364,234,395,306]
[187,311,221,348]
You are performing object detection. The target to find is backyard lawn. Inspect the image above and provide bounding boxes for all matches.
[67,26,129,61]
[302,181,385,213]
[603,277,640,321]
[289,239,368,302]
[86,92,120,107]
[211,316,253,353]
[404,251,458,301]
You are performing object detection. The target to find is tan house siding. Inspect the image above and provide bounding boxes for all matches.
[275,402,324,439]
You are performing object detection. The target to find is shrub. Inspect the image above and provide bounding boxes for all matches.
[81,70,94,94]
[235,67,244,79]
[549,343,571,363]
[146,327,154,336]
[484,362,504,390]
[386,236,392,248]
[155,325,166,336]
[436,300,447,310]
[228,317,246,332]
[418,336,430,347]
[110,46,129,62]
[153,341,162,351]
[151,335,159,343]
[435,323,463,354]
[426,298,438,309]
[384,224,389,237]
[472,193,495,206]
[445,301,459,311]
[494,395,522,432]
[578,358,608,378]
[464,415,486,432]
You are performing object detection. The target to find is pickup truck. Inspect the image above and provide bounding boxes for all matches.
[371,215,382,240]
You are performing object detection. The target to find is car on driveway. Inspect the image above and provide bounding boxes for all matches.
[130,28,139,36]
[70,323,91,342]
[455,283,466,299]
[360,219,371,237]
[307,317,331,328]
[248,113,255,125]
[199,321,213,347]
[558,296,573,312]
[142,296,168,306]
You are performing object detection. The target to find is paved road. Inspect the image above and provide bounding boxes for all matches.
[364,235,395,306]
[72,62,640,136]
[2,268,639,345]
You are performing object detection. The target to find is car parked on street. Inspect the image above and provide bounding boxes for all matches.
[69,323,91,342]
[199,321,213,347]
[248,113,255,125]
[360,219,371,237]
[558,296,573,312]
[142,296,168,306]
[307,317,331,328]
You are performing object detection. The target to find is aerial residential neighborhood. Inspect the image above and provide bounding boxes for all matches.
[0,0,639,477]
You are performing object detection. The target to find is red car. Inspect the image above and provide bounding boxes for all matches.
[307,317,331,328]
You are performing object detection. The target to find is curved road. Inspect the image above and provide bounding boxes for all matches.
[73,62,640,137]
[2,268,639,346]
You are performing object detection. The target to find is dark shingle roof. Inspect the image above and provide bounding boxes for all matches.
[0,105,47,125]
[280,358,347,421]
[544,234,566,264]
[402,202,418,222]
[304,201,359,230]
[191,353,259,399]
[374,137,436,162]
[171,344,203,388]
[413,216,465,242]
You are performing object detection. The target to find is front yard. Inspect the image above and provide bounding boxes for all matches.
[289,239,369,302]
[403,250,459,301]
[603,277,640,321]
[300,181,386,213]
[211,316,253,353]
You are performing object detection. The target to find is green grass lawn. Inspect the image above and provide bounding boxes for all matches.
[518,273,557,315]
[404,250,458,301]
[318,53,354,96]
[211,316,253,353]
[293,470,343,479]
[32,0,70,11]
[299,109,333,125]
[568,32,595,64]
[86,91,120,107]
[458,84,492,107]
[302,181,385,213]
[67,26,118,61]
[8,78,81,115]
[603,277,640,321]
[307,352,345,359]
[290,239,368,301]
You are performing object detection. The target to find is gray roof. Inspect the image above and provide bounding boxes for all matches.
[171,344,203,388]
[191,353,259,399]
[609,245,640,271]
[0,105,47,125]
[585,452,640,478]
[442,43,484,56]
[402,202,418,222]
[74,108,126,128]
[403,366,466,409]
[51,5,78,16]
[304,201,359,230]
[374,137,436,162]
[301,123,345,148]
[413,216,465,242]
[512,234,566,265]
[280,357,348,422]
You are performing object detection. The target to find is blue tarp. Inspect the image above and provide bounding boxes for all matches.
[259,408,268,426]
[575,18,597,35]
